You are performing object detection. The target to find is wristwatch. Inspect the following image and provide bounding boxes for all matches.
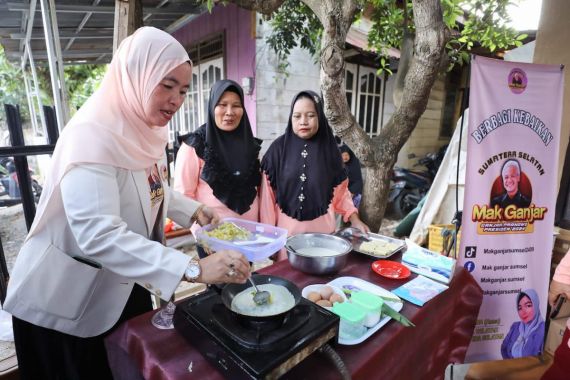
[184,259,201,282]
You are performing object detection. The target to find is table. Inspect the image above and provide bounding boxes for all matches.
[105,253,483,380]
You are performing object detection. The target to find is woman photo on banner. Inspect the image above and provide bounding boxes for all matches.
[3,27,250,379]
[501,288,545,359]
[260,90,369,261]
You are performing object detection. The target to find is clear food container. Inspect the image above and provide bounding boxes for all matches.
[350,290,382,328]
[332,302,366,340]
[194,218,288,262]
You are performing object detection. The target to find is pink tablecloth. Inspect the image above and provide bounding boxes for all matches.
[105,253,483,380]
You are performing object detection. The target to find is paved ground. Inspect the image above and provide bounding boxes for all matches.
[0,204,26,274]
[0,204,25,364]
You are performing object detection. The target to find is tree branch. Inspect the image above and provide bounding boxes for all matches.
[301,0,323,22]
[384,0,448,153]
[230,0,286,15]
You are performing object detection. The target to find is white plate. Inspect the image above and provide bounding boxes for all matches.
[327,276,403,345]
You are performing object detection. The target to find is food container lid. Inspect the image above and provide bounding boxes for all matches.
[351,291,383,311]
[332,302,366,323]
[194,218,288,262]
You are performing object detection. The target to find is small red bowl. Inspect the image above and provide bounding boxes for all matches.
[371,260,411,280]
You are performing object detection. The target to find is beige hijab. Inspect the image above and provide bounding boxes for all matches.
[27,27,190,238]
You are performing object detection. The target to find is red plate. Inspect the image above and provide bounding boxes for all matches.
[371,260,411,280]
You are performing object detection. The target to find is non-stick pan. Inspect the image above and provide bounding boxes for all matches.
[220,274,301,327]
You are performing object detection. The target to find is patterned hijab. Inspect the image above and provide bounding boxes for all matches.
[182,80,261,214]
[262,90,346,221]
[27,27,190,238]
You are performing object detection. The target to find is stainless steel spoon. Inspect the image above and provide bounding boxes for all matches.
[248,276,271,306]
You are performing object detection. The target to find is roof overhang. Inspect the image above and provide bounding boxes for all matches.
[0,0,207,65]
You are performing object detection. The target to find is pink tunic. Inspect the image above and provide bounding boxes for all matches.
[554,250,570,329]
[173,143,260,234]
[259,173,357,260]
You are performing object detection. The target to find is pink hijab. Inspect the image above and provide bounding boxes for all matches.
[27,27,190,238]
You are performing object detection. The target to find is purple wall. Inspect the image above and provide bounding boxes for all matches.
[173,4,257,134]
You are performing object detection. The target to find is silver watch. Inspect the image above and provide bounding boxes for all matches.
[184,259,201,282]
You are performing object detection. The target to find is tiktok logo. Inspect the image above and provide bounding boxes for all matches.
[465,246,477,259]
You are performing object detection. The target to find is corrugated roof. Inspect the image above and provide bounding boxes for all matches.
[346,16,400,59]
[0,0,206,64]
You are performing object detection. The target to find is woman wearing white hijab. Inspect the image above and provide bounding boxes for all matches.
[3,27,250,379]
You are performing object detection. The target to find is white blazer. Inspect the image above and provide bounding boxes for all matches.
[4,160,199,337]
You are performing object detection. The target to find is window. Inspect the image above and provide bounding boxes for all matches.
[345,64,388,137]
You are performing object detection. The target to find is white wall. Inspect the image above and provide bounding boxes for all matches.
[533,0,570,186]
[397,76,449,168]
[254,15,321,154]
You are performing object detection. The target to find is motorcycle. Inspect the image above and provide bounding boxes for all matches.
[0,157,42,207]
[388,145,446,219]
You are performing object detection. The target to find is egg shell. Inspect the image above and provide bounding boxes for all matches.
[307,291,322,302]
[316,299,333,308]
[329,293,345,304]
[319,286,334,300]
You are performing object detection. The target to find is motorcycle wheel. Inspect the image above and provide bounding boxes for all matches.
[392,189,417,219]
[32,180,42,203]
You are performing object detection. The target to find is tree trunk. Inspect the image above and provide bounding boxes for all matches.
[310,0,448,232]
[113,0,143,52]
[224,0,448,232]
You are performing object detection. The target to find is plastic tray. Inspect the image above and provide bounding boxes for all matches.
[327,276,403,345]
[336,228,405,259]
[194,218,287,262]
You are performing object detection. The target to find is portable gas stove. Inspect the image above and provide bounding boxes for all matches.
[173,288,339,380]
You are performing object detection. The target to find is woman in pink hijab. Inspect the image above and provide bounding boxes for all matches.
[3,27,250,379]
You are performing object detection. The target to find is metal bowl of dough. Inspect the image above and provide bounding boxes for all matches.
[286,233,352,275]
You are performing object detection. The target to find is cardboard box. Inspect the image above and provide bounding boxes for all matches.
[427,224,461,254]
[545,317,569,355]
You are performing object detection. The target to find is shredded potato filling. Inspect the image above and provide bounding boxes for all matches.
[205,222,250,241]
[360,240,399,257]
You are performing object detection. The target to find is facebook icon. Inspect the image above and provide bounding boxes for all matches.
[464,261,475,272]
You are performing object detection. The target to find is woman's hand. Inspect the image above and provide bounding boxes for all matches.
[349,213,370,233]
[195,206,219,226]
[198,249,250,284]
[548,279,570,307]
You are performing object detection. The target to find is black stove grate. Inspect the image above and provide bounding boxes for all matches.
[174,288,339,379]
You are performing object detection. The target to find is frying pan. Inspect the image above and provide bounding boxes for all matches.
[220,274,301,326]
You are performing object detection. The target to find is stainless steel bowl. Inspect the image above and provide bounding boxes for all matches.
[286,233,352,275]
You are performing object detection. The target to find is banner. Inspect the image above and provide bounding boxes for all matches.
[460,56,564,361]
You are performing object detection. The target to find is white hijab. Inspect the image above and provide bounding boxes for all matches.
[27,26,190,238]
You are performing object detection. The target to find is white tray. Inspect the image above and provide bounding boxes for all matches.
[328,276,403,345]
[336,228,405,259]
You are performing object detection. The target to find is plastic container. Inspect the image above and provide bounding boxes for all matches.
[194,218,288,262]
[332,302,366,340]
[350,291,382,328]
